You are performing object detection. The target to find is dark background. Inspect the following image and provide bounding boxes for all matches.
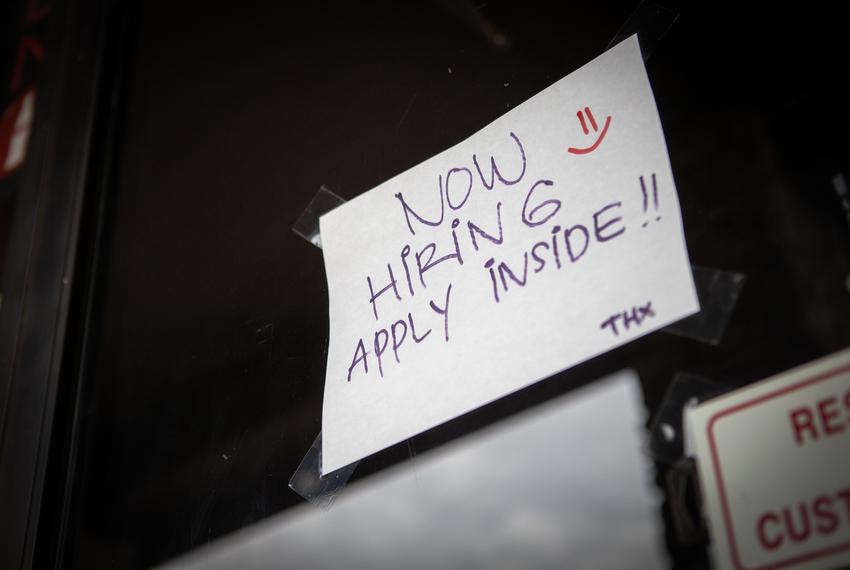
[5,1,847,568]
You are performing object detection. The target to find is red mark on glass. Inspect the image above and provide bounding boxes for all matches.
[568,106,611,155]
[0,90,36,179]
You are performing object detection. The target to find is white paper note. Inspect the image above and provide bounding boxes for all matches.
[319,35,699,474]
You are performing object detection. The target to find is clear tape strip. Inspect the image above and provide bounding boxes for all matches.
[663,266,747,346]
[607,1,679,62]
[288,432,358,509]
[291,186,347,249]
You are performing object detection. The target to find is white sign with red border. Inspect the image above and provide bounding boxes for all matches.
[687,349,850,570]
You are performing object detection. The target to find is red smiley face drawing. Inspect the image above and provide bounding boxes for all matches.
[567,106,611,155]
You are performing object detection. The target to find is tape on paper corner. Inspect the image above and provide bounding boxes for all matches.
[292,186,347,249]
[607,1,679,62]
[288,432,358,509]
[662,266,746,345]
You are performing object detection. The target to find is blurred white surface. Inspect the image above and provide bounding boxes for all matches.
[160,369,666,570]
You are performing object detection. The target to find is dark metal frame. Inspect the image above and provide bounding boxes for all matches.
[0,0,117,567]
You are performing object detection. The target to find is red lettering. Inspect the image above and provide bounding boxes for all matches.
[757,512,783,550]
[838,488,850,520]
[818,396,845,436]
[758,487,850,552]
[790,407,817,445]
[813,496,838,534]
[844,388,850,418]
[783,503,811,542]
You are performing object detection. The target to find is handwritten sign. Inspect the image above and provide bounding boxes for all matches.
[318,35,699,474]
[687,349,850,570]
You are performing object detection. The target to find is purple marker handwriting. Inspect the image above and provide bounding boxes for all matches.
[599,301,656,336]
[346,130,665,382]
